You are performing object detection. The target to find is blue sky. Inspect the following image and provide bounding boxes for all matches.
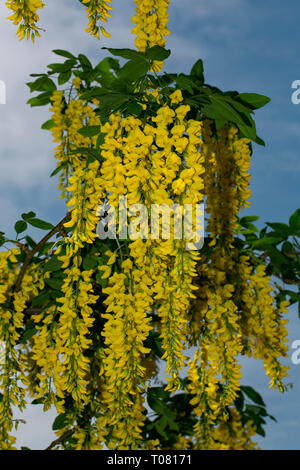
[0,0,299,450]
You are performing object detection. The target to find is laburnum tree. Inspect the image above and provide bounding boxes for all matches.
[1,0,299,450]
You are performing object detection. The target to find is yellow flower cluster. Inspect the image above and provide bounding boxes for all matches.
[131,0,170,71]
[0,83,291,449]
[82,0,112,39]
[210,408,259,450]
[6,0,45,41]
[32,263,99,412]
[6,0,113,41]
[50,90,101,200]
[6,0,172,49]
[98,99,205,447]
[64,160,104,250]
[186,120,290,445]
[0,250,45,448]
[203,123,251,247]
[101,266,153,449]
[239,261,290,390]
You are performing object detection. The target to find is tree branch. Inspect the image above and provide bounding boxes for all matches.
[45,428,75,451]
[14,213,71,293]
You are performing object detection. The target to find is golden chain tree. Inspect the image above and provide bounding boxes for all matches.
[0,0,292,450]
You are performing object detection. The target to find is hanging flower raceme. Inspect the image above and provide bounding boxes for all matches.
[81,0,112,38]
[97,91,205,447]
[63,160,104,250]
[6,0,45,41]
[6,0,113,40]
[0,250,45,449]
[26,90,106,442]
[238,261,290,391]
[49,89,102,200]
[210,408,259,450]
[131,0,170,71]
[186,120,290,446]
[34,158,104,412]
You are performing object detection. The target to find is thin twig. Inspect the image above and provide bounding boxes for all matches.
[14,213,71,293]
[45,428,75,451]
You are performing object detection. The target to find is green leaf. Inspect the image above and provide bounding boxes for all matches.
[95,57,120,74]
[0,232,5,247]
[47,60,76,73]
[148,387,170,403]
[153,73,175,87]
[240,223,259,233]
[234,390,244,412]
[145,332,164,358]
[190,59,204,83]
[203,95,247,132]
[78,87,108,101]
[58,70,72,85]
[266,222,290,238]
[50,162,68,177]
[52,49,77,60]
[96,133,105,148]
[102,47,143,60]
[251,237,282,249]
[31,398,44,405]
[26,76,56,93]
[239,215,259,224]
[78,54,93,70]
[282,241,294,254]
[118,58,149,82]
[146,46,171,61]
[268,245,289,269]
[245,404,268,417]
[77,126,100,137]
[21,211,36,221]
[15,220,28,234]
[68,147,102,163]
[241,386,265,407]
[19,327,37,344]
[174,74,195,94]
[45,278,63,291]
[25,235,36,248]
[27,91,52,107]
[289,209,300,234]
[82,254,98,270]
[43,257,63,272]
[238,93,271,109]
[31,291,51,307]
[254,135,265,146]
[96,272,108,288]
[27,218,54,230]
[41,119,55,130]
[52,413,68,431]
[99,93,129,109]
[126,102,143,116]
[155,417,168,438]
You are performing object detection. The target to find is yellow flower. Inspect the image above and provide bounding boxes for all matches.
[170,89,183,104]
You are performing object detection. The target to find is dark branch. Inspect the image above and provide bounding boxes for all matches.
[14,213,71,293]
[45,428,75,451]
